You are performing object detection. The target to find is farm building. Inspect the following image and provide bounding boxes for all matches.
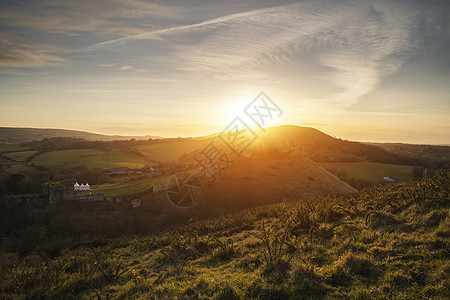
[74,182,90,191]
[43,182,102,204]
[382,176,397,182]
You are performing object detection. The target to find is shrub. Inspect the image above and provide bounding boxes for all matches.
[290,261,327,298]
[340,252,375,278]
[210,238,236,262]
[365,212,400,229]
[244,280,290,300]
[324,264,352,287]
[382,270,412,291]
[258,220,296,274]
[422,209,448,228]
[214,285,240,300]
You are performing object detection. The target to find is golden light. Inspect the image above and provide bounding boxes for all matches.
[221,87,259,126]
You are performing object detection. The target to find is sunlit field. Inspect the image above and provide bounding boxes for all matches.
[32,149,154,170]
[318,162,421,183]
[134,140,210,162]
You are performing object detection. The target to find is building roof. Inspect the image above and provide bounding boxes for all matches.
[382,177,396,182]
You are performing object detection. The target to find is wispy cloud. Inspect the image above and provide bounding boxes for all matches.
[0,0,448,143]
[82,0,449,106]
[118,65,145,72]
[83,3,296,50]
[0,39,64,68]
[0,0,178,36]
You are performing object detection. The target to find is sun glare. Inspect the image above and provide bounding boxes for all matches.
[224,100,246,124]
[220,88,259,126]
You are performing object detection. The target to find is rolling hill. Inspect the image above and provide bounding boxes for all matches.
[369,142,450,169]
[0,127,161,143]
[0,125,436,201]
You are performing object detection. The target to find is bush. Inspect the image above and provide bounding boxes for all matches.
[366,212,400,229]
[340,252,375,278]
[290,261,327,298]
[214,285,240,300]
[16,224,48,256]
[258,220,296,273]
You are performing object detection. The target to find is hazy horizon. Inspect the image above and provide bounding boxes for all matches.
[1,0,449,144]
[2,124,450,146]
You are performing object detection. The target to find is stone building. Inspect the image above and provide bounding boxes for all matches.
[43,181,101,204]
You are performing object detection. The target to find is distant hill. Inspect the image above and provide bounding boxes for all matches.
[368,142,450,169]
[0,125,430,167]
[183,125,419,166]
[254,125,417,164]
[0,127,161,143]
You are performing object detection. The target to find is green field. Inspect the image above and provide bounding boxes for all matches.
[135,140,208,162]
[31,149,156,169]
[0,141,204,176]
[318,162,420,183]
[0,156,34,175]
[78,177,167,197]
[0,144,30,153]
[79,170,198,197]
[0,157,35,174]
[3,150,37,162]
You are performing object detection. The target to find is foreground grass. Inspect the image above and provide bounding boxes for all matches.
[0,171,448,299]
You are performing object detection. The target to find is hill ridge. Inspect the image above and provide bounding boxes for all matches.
[0,127,161,143]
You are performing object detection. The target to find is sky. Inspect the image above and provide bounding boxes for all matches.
[0,0,449,144]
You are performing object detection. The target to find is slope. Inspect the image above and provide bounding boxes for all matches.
[0,171,447,299]
[0,127,161,143]
[201,153,357,209]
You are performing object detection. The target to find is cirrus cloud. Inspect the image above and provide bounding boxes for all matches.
[83,0,450,106]
[0,39,64,68]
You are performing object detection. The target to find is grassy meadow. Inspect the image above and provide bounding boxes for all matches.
[318,162,420,183]
[0,139,207,177]
[0,157,35,175]
[1,170,448,299]
[77,170,199,197]
[78,177,166,197]
[0,144,30,153]
[135,140,209,162]
[3,151,37,162]
[31,149,156,170]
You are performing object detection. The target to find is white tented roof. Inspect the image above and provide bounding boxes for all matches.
[382,177,396,182]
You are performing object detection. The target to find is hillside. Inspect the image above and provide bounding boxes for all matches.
[202,154,356,210]
[0,170,448,299]
[255,125,418,165]
[0,125,422,165]
[0,127,161,143]
[188,125,420,166]
[0,125,436,202]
